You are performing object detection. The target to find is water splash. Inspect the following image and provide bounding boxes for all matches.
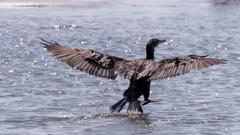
[38,113,148,123]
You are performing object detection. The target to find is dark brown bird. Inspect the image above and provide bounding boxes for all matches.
[40,38,225,114]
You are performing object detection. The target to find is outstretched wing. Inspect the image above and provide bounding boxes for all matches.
[147,55,226,81]
[40,39,129,80]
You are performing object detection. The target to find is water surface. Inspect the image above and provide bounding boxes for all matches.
[0,0,239,134]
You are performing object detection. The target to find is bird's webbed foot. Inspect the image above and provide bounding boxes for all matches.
[139,99,162,106]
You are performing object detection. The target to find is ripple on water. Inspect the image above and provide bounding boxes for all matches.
[38,113,149,123]
[0,0,239,134]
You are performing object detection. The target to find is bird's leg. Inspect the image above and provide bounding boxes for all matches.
[139,99,162,106]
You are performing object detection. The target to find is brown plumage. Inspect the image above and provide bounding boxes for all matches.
[41,38,226,114]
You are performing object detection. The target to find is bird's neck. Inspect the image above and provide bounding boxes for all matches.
[146,45,154,60]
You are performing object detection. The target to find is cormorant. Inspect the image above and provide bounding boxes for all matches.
[40,38,225,114]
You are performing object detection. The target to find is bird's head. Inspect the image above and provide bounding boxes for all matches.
[146,38,166,59]
[147,38,166,47]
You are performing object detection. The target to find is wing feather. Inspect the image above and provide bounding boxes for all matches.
[69,55,81,68]
[147,55,226,81]
[191,61,197,71]
[75,60,85,70]
[41,39,225,81]
[41,39,129,80]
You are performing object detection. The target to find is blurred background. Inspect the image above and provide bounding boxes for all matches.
[0,0,239,134]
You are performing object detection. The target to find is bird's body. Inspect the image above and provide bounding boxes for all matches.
[41,38,225,114]
[125,73,150,102]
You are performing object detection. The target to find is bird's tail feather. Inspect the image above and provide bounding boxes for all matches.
[127,100,143,114]
[109,98,127,113]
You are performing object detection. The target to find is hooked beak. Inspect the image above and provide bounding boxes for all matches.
[155,39,166,47]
